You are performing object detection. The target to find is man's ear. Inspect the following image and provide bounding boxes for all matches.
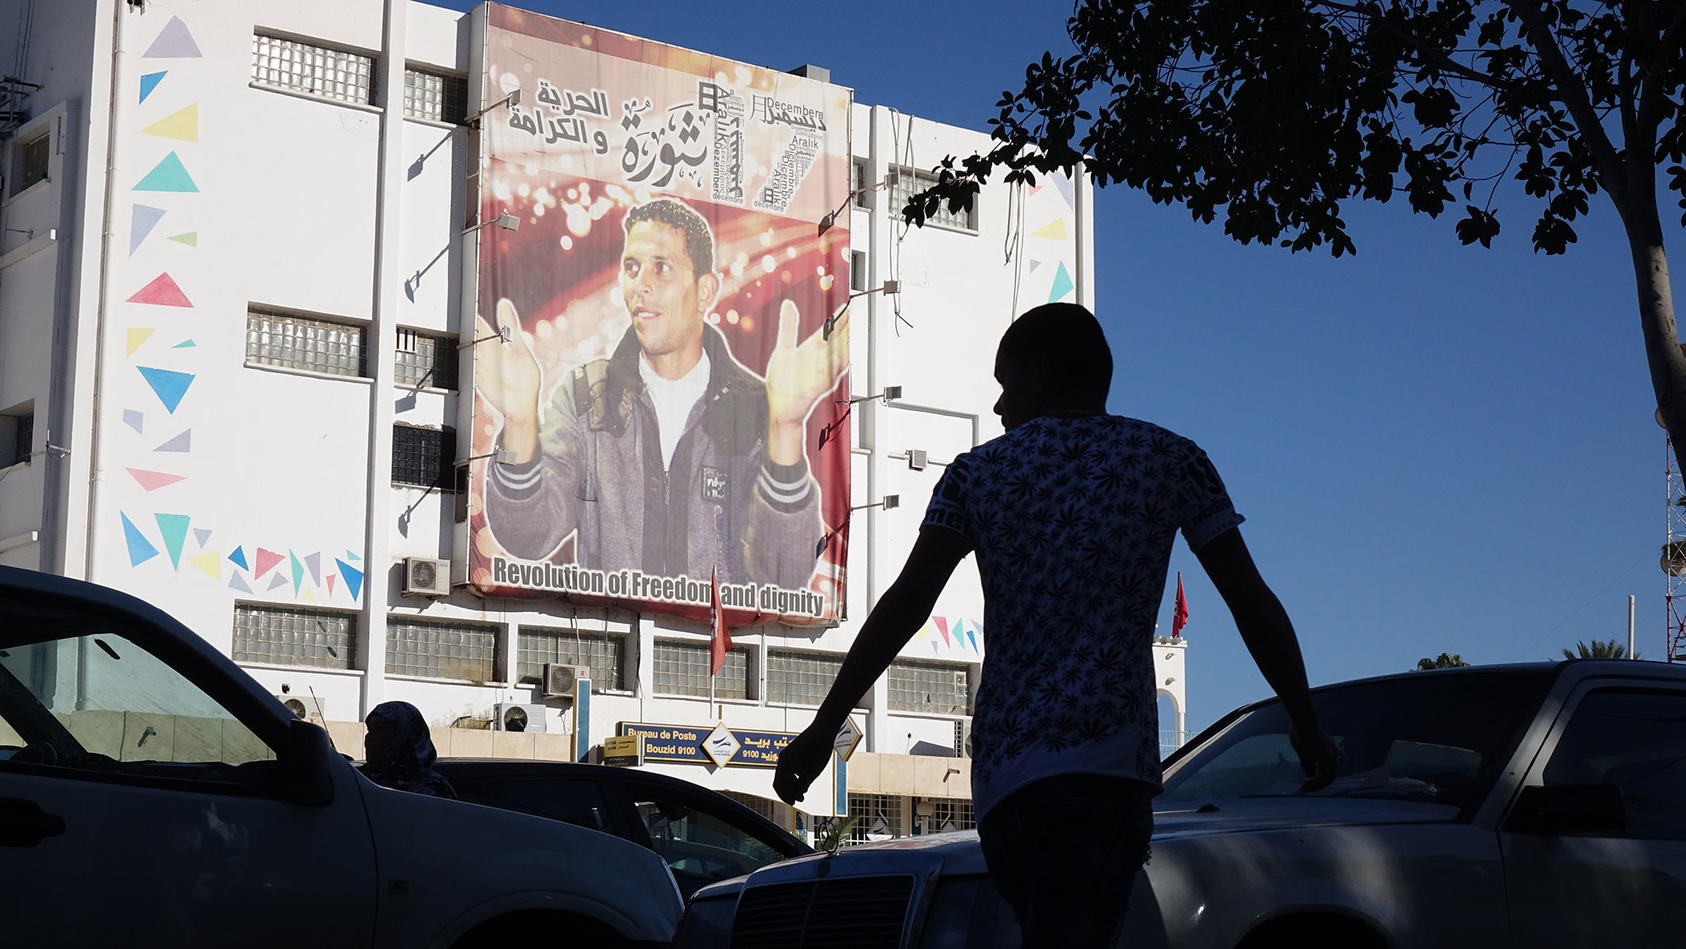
[697,272,721,311]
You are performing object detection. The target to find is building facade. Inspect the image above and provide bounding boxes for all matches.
[0,0,1187,842]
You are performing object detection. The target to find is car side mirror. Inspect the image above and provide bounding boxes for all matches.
[1506,784,1625,836]
[281,718,336,807]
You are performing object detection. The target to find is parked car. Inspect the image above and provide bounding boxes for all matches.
[675,660,1686,948]
[0,566,682,948]
[436,758,812,897]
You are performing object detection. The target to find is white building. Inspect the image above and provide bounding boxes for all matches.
[0,0,1186,841]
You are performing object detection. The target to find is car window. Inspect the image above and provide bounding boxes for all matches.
[454,776,612,833]
[1541,689,1686,840]
[631,792,786,885]
[0,629,280,787]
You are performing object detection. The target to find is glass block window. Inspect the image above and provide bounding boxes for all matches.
[892,166,976,232]
[403,67,468,124]
[392,424,455,490]
[386,615,499,681]
[233,604,357,670]
[888,659,971,715]
[767,649,843,706]
[246,307,368,378]
[653,640,748,699]
[394,328,459,390]
[927,797,976,833]
[9,131,48,195]
[251,33,377,105]
[847,792,905,846]
[517,626,627,690]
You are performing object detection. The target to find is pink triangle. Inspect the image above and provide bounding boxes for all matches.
[253,547,284,580]
[327,575,337,596]
[126,272,193,307]
[933,616,952,646]
[125,467,186,492]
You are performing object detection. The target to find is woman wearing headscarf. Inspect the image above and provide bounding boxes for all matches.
[360,700,457,799]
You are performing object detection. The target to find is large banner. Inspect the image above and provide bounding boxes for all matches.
[468,5,852,626]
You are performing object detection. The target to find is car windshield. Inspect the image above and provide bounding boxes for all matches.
[1161,668,1556,813]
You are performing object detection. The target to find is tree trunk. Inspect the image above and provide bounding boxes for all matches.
[1631,209,1686,452]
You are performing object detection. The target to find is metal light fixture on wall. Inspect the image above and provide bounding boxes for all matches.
[463,87,523,126]
[462,210,521,235]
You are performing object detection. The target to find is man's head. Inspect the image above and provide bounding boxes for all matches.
[993,303,1113,429]
[620,199,720,377]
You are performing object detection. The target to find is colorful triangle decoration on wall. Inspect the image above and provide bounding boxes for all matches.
[1050,171,1075,207]
[126,468,185,492]
[154,513,190,570]
[193,528,212,549]
[1047,262,1075,303]
[1028,259,1043,275]
[130,205,165,254]
[140,103,197,142]
[138,367,194,413]
[304,552,321,586]
[301,589,315,602]
[254,548,284,580]
[228,546,249,571]
[126,328,155,357]
[155,429,191,452]
[189,551,221,580]
[290,552,305,595]
[121,513,159,566]
[346,551,361,562]
[172,339,196,348]
[126,272,192,307]
[122,409,144,433]
[134,152,198,193]
[228,573,253,593]
[139,71,166,103]
[143,17,202,59]
[327,575,337,596]
[167,232,197,246]
[967,628,980,652]
[267,572,290,591]
[335,559,364,602]
[934,616,952,647]
[1031,218,1069,241]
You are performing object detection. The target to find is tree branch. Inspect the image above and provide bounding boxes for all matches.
[1314,0,1513,89]
[1506,0,1631,208]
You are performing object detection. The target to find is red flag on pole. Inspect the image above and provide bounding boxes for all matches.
[710,567,733,675]
[1172,572,1189,638]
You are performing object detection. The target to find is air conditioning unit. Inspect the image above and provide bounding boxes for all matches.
[953,718,973,759]
[278,694,327,727]
[403,557,451,597]
[543,662,588,698]
[492,702,548,733]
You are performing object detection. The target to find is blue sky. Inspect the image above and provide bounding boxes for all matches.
[442,1,1679,731]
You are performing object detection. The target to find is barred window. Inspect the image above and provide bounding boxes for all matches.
[891,166,976,232]
[887,659,971,715]
[847,792,905,846]
[394,327,459,390]
[927,797,976,833]
[517,626,627,691]
[233,603,358,670]
[767,649,843,706]
[392,424,455,490]
[653,640,748,699]
[403,67,468,124]
[10,131,48,195]
[386,615,499,681]
[245,307,368,378]
[251,33,377,105]
[850,159,870,208]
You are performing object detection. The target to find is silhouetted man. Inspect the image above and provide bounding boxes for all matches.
[775,302,1337,948]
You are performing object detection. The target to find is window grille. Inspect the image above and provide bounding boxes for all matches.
[245,307,368,378]
[653,640,748,699]
[517,626,627,690]
[767,649,843,706]
[233,603,358,670]
[10,132,48,195]
[385,615,499,681]
[1,409,31,467]
[394,328,459,390]
[850,250,867,292]
[251,33,377,105]
[887,659,971,715]
[926,797,976,833]
[392,424,456,490]
[892,166,976,232]
[403,68,468,124]
[851,159,870,208]
[847,792,905,846]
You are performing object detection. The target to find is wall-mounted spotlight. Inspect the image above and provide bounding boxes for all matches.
[458,324,514,349]
[818,170,900,236]
[458,448,519,467]
[462,210,521,236]
[464,87,523,126]
[839,385,901,406]
[851,494,899,512]
[824,281,900,340]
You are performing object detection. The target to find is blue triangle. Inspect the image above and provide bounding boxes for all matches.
[139,71,166,103]
[131,205,166,255]
[228,546,250,571]
[137,366,194,413]
[121,513,159,566]
[335,558,364,602]
[1048,262,1075,303]
[134,152,198,193]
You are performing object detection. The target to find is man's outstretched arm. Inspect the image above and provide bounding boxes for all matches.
[774,527,971,804]
[1194,527,1338,790]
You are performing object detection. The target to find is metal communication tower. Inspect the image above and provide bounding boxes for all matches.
[1666,436,1686,661]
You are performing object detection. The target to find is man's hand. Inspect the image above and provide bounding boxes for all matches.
[774,724,834,805]
[764,301,849,466]
[1290,721,1339,792]
[473,299,543,463]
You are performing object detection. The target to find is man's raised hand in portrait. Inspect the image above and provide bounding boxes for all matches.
[764,300,849,466]
[473,299,544,464]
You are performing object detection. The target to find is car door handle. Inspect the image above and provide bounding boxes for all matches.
[0,798,67,847]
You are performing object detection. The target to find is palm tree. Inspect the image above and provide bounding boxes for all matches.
[813,815,859,853]
[1562,639,1637,660]
[1415,653,1470,670]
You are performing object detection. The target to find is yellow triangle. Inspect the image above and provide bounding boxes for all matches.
[1031,218,1068,241]
[126,328,156,357]
[141,103,198,142]
[189,551,221,580]
[301,588,314,602]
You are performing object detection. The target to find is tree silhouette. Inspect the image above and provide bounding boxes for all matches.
[1416,652,1472,670]
[1562,638,1638,659]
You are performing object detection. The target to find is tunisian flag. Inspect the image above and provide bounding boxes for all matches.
[710,567,733,675]
[1172,572,1189,638]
